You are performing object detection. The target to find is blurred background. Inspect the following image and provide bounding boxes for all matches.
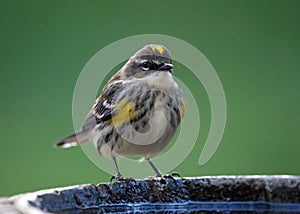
[0,0,299,196]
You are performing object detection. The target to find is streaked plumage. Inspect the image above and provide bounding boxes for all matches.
[56,44,186,180]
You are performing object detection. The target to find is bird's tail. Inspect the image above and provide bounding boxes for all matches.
[55,130,89,148]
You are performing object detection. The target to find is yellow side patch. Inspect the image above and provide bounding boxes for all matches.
[110,100,135,126]
[180,99,187,118]
[151,45,164,54]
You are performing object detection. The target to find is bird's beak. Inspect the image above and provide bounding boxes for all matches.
[158,63,173,71]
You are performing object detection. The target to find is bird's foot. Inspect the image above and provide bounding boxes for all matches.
[158,172,181,178]
[165,172,181,178]
[110,173,123,182]
[110,174,135,183]
[146,172,181,180]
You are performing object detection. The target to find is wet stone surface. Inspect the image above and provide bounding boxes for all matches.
[1,176,300,213]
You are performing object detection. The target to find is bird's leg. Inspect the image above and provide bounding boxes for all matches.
[110,157,124,181]
[147,159,180,179]
[147,159,163,177]
[110,157,136,182]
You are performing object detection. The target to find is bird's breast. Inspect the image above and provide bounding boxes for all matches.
[140,71,176,89]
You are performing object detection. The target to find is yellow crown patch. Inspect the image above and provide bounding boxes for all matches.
[151,45,164,54]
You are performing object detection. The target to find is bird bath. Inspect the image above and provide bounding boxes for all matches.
[1,176,300,213]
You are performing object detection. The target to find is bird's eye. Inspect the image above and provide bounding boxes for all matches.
[141,61,151,71]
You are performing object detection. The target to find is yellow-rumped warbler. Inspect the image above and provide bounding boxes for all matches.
[56,44,186,180]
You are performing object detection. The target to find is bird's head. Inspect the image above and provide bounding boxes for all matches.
[123,44,173,80]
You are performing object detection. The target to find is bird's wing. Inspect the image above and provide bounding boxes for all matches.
[55,80,125,148]
[82,80,125,130]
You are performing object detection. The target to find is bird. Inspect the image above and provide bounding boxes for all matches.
[55,44,186,181]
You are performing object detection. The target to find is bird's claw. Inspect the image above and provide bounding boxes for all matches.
[110,174,136,183]
[110,174,123,182]
[160,172,181,178]
[170,172,181,177]
[146,172,181,180]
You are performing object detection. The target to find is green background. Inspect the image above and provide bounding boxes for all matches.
[0,0,299,196]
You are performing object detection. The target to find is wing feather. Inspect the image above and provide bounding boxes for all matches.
[55,80,125,148]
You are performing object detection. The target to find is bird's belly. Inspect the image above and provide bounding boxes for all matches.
[95,106,178,159]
